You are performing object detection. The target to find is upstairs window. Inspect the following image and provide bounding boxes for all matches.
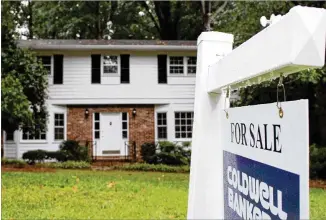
[38,56,52,75]
[103,55,118,74]
[169,56,184,75]
[169,56,197,76]
[187,57,197,74]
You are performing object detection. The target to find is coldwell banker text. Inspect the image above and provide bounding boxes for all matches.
[230,123,282,153]
[227,165,288,219]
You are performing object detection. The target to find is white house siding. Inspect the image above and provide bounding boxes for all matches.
[38,51,196,104]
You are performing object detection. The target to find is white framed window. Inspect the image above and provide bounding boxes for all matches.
[175,112,194,139]
[94,113,100,139]
[22,129,46,141]
[54,113,65,141]
[187,56,197,74]
[169,56,184,75]
[103,55,119,75]
[38,56,52,75]
[157,112,167,139]
[168,56,197,76]
[122,112,128,139]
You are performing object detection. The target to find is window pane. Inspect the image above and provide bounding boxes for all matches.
[170,57,183,65]
[187,57,196,65]
[45,66,51,75]
[95,131,100,139]
[54,128,64,140]
[95,122,100,130]
[22,132,28,140]
[175,112,180,118]
[181,132,186,138]
[176,133,180,138]
[41,56,51,65]
[41,133,46,140]
[104,66,118,74]
[187,112,193,118]
[187,133,192,138]
[6,132,14,141]
[103,56,118,65]
[158,127,167,139]
[188,66,196,74]
[175,126,180,132]
[94,113,100,121]
[170,66,184,74]
[122,112,127,121]
[122,131,128,139]
[181,113,186,118]
[122,122,127,129]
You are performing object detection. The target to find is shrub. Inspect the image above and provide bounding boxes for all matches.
[59,140,90,162]
[45,151,67,162]
[140,141,191,166]
[310,144,326,179]
[113,163,190,173]
[43,161,91,169]
[22,150,47,164]
[140,142,157,164]
[1,158,27,168]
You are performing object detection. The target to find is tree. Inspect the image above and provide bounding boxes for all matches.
[218,2,326,145]
[1,1,48,134]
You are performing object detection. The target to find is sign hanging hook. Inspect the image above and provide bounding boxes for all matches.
[276,73,286,118]
[224,87,230,119]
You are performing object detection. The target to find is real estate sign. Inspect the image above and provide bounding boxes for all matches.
[221,100,309,219]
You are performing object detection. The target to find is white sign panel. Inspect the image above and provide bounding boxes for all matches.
[221,100,309,219]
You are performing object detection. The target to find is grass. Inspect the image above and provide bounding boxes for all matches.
[1,170,326,219]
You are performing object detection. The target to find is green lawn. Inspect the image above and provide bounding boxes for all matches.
[1,170,326,219]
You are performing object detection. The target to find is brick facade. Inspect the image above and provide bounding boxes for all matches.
[67,105,155,161]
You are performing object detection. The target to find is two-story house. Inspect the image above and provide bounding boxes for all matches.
[3,39,198,160]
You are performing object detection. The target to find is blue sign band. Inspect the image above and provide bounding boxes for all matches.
[223,151,299,220]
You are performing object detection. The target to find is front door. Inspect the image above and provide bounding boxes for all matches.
[99,113,122,155]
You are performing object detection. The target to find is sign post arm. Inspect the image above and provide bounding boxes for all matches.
[207,6,326,93]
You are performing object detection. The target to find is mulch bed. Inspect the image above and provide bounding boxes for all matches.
[310,179,326,190]
[1,165,56,173]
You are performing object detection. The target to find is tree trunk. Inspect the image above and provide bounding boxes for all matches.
[28,0,33,39]
[96,1,101,39]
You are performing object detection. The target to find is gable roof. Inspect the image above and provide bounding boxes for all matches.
[18,39,197,51]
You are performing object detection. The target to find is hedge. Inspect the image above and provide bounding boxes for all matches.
[113,163,190,173]
[42,161,91,169]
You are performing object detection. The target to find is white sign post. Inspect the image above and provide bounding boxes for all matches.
[188,6,326,220]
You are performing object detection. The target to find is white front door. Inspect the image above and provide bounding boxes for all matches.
[99,113,122,155]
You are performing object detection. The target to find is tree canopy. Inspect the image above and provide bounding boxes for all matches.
[2,0,325,145]
[1,1,48,133]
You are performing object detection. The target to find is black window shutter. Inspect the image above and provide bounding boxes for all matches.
[120,54,130,84]
[53,55,63,84]
[158,55,167,84]
[91,54,101,84]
